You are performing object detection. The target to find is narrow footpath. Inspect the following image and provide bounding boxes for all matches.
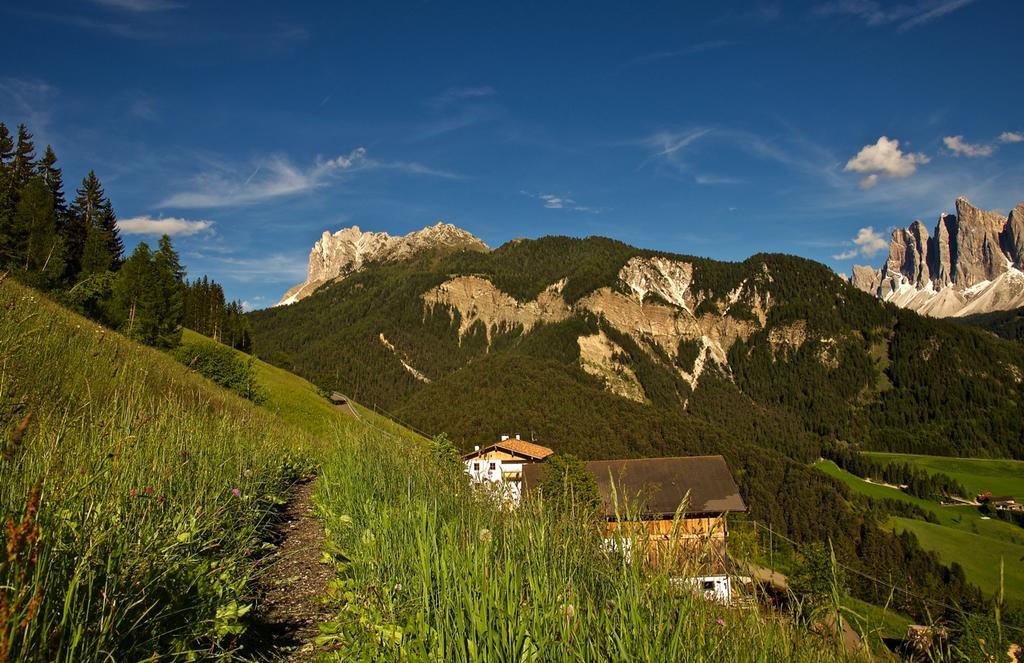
[252,479,334,661]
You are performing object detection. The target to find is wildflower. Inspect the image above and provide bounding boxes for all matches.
[478,528,492,543]
[716,618,725,627]
[231,488,242,498]
[562,603,576,619]
[78,467,86,475]
[130,488,138,497]
[145,487,154,495]
[605,599,616,614]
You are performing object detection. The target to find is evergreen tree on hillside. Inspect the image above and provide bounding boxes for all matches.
[13,177,63,283]
[0,123,17,256]
[153,234,186,347]
[110,242,159,342]
[36,146,67,229]
[99,199,124,268]
[68,171,122,278]
[10,124,36,195]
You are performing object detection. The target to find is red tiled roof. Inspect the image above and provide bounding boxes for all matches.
[462,439,554,461]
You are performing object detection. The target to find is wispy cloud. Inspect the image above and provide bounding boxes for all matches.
[426,86,496,109]
[641,126,840,186]
[813,0,978,32]
[92,0,183,11]
[943,135,994,158]
[844,136,929,188]
[623,40,732,68]
[8,9,153,39]
[160,148,460,209]
[417,86,499,140]
[118,215,213,236]
[0,77,59,138]
[832,226,889,260]
[188,252,309,283]
[521,191,603,213]
[940,131,1024,158]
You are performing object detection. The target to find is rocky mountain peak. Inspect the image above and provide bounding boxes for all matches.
[851,196,1024,317]
[277,222,489,305]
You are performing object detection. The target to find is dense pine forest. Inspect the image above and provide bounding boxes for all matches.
[249,234,1024,627]
[0,121,250,351]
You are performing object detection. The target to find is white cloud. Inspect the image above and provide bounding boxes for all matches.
[521,191,602,213]
[118,215,213,236]
[943,135,994,157]
[160,148,460,209]
[844,136,929,188]
[813,0,978,31]
[833,226,888,260]
[1000,131,1024,144]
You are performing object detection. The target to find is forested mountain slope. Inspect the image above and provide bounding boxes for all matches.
[252,235,1024,461]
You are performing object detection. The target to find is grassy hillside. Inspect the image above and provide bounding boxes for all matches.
[0,278,325,659]
[888,518,1024,604]
[180,328,424,444]
[1,278,878,661]
[814,460,1024,602]
[864,452,1024,500]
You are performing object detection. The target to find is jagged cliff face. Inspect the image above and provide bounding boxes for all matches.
[422,255,769,398]
[852,197,1024,317]
[278,222,489,305]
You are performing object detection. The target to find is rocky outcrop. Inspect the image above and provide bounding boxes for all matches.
[577,331,646,403]
[852,197,1024,317]
[278,222,488,305]
[423,256,768,400]
[422,276,571,343]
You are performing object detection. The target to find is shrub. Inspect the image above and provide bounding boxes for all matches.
[172,340,266,403]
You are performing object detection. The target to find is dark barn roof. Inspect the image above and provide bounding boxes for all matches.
[523,455,746,518]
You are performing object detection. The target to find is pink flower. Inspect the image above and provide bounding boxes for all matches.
[231,488,241,498]
[78,467,86,476]
[716,618,725,627]
[145,487,154,495]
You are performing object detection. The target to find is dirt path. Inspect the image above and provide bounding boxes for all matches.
[250,479,334,661]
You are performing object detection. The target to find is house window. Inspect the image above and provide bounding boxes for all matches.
[489,462,497,470]
[473,462,480,471]
[703,581,716,591]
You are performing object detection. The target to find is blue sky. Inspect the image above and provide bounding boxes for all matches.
[2,0,1022,309]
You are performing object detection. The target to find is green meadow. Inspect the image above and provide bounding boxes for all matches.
[864,452,1024,500]
[814,459,1024,602]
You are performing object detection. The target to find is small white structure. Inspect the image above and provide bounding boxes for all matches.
[682,575,733,604]
[463,435,553,505]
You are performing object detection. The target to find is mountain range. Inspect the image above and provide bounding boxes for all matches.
[252,222,1024,464]
[850,197,1024,317]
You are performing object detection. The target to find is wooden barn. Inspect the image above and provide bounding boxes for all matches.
[524,455,746,576]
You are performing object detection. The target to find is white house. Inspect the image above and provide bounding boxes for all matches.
[462,435,553,504]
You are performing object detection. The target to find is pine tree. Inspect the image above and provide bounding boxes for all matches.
[153,234,186,347]
[10,124,36,195]
[35,146,67,229]
[68,171,120,279]
[100,199,124,269]
[110,242,159,343]
[0,123,16,253]
[13,177,63,282]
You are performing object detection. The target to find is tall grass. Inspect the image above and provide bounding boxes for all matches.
[0,280,321,660]
[314,431,865,662]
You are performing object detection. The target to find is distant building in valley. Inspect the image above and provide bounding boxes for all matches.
[462,435,554,504]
